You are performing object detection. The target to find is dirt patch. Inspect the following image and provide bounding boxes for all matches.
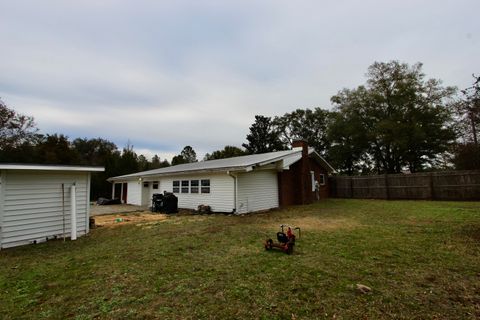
[93,212,168,227]
[262,217,360,232]
[461,224,480,242]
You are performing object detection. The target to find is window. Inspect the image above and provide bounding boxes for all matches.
[190,180,199,193]
[153,181,159,189]
[319,174,325,185]
[181,180,189,193]
[310,171,315,192]
[172,180,180,193]
[201,179,210,193]
[143,182,149,188]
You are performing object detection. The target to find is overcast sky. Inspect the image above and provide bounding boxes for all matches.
[1,0,478,161]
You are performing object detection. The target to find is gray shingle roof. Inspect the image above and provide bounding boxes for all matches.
[108,147,334,181]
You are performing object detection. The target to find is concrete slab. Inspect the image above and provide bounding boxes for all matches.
[90,204,149,216]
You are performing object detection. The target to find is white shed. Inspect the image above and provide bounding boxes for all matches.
[0,164,104,249]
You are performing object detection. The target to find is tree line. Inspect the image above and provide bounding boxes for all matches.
[1,60,478,198]
[242,61,479,174]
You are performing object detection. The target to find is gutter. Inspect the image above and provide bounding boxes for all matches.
[107,166,250,182]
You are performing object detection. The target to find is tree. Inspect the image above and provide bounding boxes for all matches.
[35,134,80,164]
[204,145,246,160]
[137,154,149,171]
[117,143,138,175]
[172,146,197,165]
[273,108,331,157]
[72,138,118,165]
[453,143,480,170]
[327,104,370,175]
[242,115,285,154]
[180,146,197,163]
[330,61,457,173]
[455,75,480,145]
[72,138,121,199]
[0,99,38,152]
[150,155,170,169]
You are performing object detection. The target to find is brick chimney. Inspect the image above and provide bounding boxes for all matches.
[292,140,310,204]
[292,140,308,159]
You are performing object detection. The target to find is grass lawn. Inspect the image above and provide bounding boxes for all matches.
[1,199,480,319]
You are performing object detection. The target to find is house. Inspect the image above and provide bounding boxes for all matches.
[0,164,104,249]
[108,141,334,214]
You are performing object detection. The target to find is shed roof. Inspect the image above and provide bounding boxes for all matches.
[0,164,105,172]
[108,147,334,182]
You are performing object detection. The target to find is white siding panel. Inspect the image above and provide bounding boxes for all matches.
[1,170,89,248]
[127,181,142,205]
[0,171,4,248]
[159,173,234,212]
[237,170,279,214]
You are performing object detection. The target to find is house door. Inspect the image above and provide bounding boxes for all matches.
[141,182,150,206]
[122,183,128,203]
[114,183,122,199]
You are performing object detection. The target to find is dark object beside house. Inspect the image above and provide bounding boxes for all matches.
[97,197,121,205]
[151,192,178,214]
[197,204,212,214]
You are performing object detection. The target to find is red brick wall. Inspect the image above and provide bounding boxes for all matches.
[277,155,330,206]
[309,158,330,200]
[278,161,302,206]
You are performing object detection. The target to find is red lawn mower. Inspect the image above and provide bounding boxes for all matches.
[264,224,301,254]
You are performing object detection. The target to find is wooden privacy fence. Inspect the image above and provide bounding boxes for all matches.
[329,170,480,201]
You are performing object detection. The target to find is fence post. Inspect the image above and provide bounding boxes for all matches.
[384,173,390,200]
[429,173,435,200]
[350,177,354,198]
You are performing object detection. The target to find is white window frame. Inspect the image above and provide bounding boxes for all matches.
[319,174,326,186]
[181,180,189,193]
[190,180,199,193]
[172,180,180,193]
[201,179,210,194]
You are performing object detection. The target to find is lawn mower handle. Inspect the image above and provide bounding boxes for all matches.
[279,224,301,238]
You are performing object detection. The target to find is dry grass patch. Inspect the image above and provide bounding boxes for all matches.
[288,216,361,231]
[258,216,361,233]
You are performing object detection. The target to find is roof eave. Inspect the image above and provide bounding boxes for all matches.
[0,164,105,172]
[308,150,336,173]
[107,166,251,182]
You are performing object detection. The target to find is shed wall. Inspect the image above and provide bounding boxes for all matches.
[236,170,279,214]
[1,170,90,249]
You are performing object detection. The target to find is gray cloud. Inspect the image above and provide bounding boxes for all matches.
[1,0,479,160]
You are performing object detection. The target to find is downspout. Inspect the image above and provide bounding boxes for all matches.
[227,171,237,213]
[71,183,77,240]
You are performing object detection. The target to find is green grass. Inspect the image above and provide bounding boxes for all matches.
[1,199,480,319]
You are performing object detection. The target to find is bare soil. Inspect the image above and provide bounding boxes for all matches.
[93,212,168,227]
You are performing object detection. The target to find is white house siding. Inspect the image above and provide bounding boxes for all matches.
[126,181,142,206]
[1,170,90,249]
[236,170,279,214]
[0,171,4,248]
[154,173,234,212]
